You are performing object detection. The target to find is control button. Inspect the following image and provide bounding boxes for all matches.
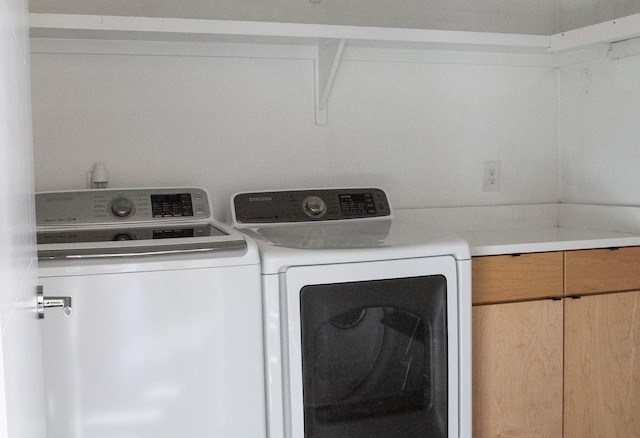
[303,196,327,218]
[111,197,134,218]
[112,232,134,241]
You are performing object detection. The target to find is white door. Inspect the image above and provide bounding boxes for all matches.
[0,0,47,435]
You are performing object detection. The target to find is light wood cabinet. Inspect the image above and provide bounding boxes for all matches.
[472,252,563,304]
[565,246,640,296]
[564,291,640,436]
[472,300,563,437]
[473,247,640,437]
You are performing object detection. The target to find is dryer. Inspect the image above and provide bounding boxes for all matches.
[36,188,266,438]
[231,188,472,438]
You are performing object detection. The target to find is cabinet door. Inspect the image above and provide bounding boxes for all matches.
[473,300,563,437]
[564,291,640,437]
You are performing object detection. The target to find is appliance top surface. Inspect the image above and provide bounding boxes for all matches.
[36,187,251,261]
[243,217,468,258]
[232,188,470,273]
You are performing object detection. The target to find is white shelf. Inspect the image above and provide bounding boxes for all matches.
[550,13,640,53]
[29,13,551,53]
[27,13,554,125]
[29,13,640,123]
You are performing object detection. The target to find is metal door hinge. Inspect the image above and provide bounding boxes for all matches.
[37,285,73,319]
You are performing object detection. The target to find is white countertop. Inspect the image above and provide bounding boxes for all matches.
[396,203,640,257]
[460,226,640,256]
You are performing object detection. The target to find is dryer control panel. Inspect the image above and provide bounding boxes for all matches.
[233,188,391,224]
[36,188,211,226]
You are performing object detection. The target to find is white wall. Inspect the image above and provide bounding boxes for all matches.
[30,46,559,220]
[0,0,46,435]
[559,55,640,206]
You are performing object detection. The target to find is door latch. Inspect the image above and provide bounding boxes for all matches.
[37,285,73,319]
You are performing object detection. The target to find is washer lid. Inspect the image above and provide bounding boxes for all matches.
[36,222,247,260]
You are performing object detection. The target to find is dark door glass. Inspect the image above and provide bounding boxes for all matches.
[300,275,448,438]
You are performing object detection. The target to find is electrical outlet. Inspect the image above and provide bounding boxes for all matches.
[483,161,500,192]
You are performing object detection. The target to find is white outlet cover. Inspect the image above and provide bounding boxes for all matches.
[483,161,501,192]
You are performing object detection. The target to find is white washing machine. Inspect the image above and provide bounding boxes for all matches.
[231,188,472,438]
[36,188,266,438]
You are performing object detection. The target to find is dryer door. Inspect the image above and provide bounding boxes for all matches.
[283,256,459,438]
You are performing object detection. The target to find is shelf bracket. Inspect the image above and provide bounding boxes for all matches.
[314,38,345,125]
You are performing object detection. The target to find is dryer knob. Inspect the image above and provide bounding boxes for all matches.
[303,196,327,218]
[111,197,134,218]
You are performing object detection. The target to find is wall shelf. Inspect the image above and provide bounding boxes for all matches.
[29,13,552,52]
[550,13,640,53]
[29,13,640,124]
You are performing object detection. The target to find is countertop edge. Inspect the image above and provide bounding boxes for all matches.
[396,204,640,256]
[467,234,640,256]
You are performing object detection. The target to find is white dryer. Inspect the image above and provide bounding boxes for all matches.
[231,188,472,438]
[36,188,266,438]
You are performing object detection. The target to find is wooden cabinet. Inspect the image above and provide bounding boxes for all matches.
[472,252,563,304]
[564,291,640,436]
[472,300,563,437]
[473,252,564,437]
[473,247,640,438]
[565,247,640,296]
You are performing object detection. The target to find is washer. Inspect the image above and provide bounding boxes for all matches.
[36,188,266,438]
[231,188,472,438]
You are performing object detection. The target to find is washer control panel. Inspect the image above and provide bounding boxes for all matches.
[233,188,391,224]
[36,188,211,226]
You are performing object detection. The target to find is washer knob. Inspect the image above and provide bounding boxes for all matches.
[113,232,134,241]
[303,196,327,218]
[111,197,134,218]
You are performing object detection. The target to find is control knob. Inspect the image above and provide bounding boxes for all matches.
[303,196,327,218]
[111,197,134,218]
[112,232,134,241]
